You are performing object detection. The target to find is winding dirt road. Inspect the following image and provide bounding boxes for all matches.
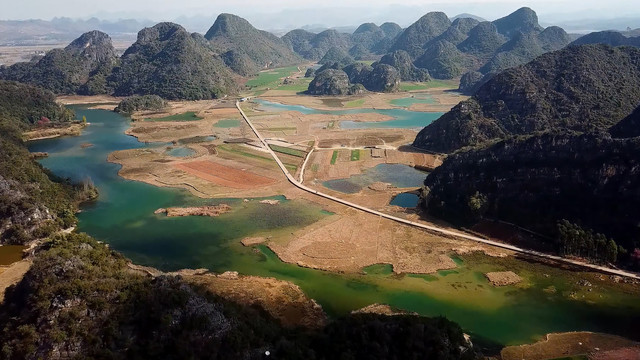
[236,101,640,280]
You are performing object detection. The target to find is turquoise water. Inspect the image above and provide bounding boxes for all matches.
[323,164,428,194]
[390,193,420,208]
[26,106,640,349]
[255,99,443,129]
[390,94,437,107]
[166,147,196,157]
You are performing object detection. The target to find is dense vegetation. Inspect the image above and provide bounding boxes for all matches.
[205,13,301,76]
[111,23,238,100]
[557,220,620,264]
[378,50,430,82]
[0,31,117,95]
[282,22,401,61]
[0,81,94,245]
[308,62,400,95]
[421,131,640,266]
[114,95,167,114]
[414,44,640,153]
[0,232,480,359]
[572,30,640,47]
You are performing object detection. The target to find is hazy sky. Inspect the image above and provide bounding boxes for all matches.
[3,0,640,29]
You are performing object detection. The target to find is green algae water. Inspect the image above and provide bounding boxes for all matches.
[254,99,443,129]
[0,245,24,265]
[323,164,428,194]
[28,106,640,350]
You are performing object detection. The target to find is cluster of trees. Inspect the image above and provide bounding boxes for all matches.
[0,233,481,359]
[0,81,97,245]
[114,95,167,114]
[557,220,621,264]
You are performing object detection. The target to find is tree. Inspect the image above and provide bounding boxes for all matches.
[606,239,618,264]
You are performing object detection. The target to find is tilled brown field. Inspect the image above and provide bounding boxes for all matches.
[175,160,276,189]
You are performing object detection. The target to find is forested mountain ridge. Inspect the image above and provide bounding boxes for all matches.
[413,44,640,153]
[205,13,301,76]
[0,30,117,95]
[421,131,640,264]
[110,22,239,100]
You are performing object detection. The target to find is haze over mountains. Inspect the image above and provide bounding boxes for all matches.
[4,7,626,100]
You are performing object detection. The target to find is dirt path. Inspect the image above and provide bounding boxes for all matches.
[237,100,640,280]
[0,260,32,302]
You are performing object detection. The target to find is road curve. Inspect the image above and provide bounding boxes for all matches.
[236,101,640,280]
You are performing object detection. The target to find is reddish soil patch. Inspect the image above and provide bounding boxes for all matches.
[174,161,275,189]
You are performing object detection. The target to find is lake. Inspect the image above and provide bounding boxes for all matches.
[27,106,640,349]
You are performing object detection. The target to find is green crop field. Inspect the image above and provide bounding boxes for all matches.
[330,150,339,164]
[277,78,312,92]
[399,80,457,91]
[145,112,202,122]
[350,149,360,161]
[213,119,241,128]
[270,144,306,158]
[245,66,302,89]
[344,99,365,108]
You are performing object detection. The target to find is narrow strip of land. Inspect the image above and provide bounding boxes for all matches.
[236,101,640,280]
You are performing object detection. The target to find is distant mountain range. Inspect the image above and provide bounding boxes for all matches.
[0,17,153,45]
[1,8,639,100]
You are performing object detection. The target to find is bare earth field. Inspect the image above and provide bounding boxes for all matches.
[0,260,32,302]
[184,272,326,328]
[501,332,640,360]
[106,92,511,275]
[268,204,508,274]
[174,160,276,189]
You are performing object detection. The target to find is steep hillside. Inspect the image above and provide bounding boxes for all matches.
[480,26,571,74]
[414,45,640,153]
[389,12,451,57]
[111,22,238,100]
[422,131,640,254]
[414,40,477,79]
[457,22,506,60]
[283,29,352,61]
[610,104,640,138]
[319,46,354,65]
[0,31,117,94]
[492,7,542,38]
[378,50,430,81]
[308,62,400,95]
[572,31,640,47]
[0,81,90,245]
[205,13,300,75]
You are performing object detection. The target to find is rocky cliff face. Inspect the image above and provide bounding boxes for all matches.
[414,45,640,153]
[422,132,640,250]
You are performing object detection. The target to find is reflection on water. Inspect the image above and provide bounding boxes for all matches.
[255,99,443,129]
[25,106,640,347]
[323,164,427,193]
